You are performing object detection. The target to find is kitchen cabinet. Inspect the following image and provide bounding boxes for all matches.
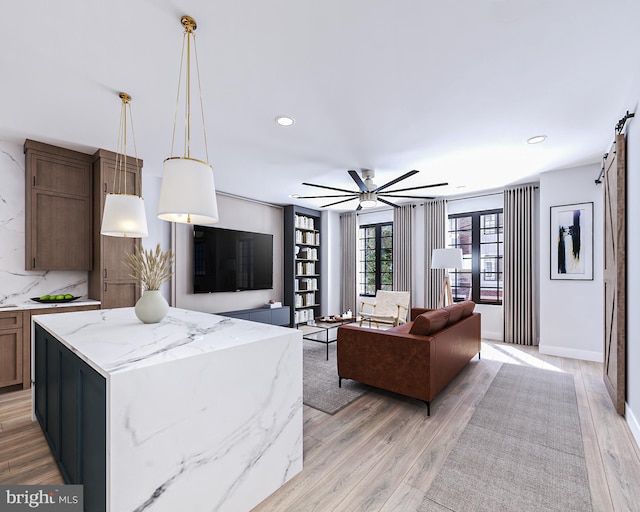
[0,311,24,388]
[88,149,143,308]
[34,324,106,512]
[24,140,93,271]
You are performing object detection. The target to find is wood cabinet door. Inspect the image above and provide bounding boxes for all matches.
[25,140,92,271]
[102,281,140,309]
[603,133,626,416]
[0,329,23,387]
[31,191,91,270]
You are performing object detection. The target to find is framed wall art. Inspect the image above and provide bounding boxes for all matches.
[550,202,593,280]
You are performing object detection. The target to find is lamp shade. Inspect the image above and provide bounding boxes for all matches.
[431,248,463,270]
[101,193,148,237]
[157,157,219,225]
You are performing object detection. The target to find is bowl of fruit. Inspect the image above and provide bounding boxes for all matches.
[31,294,79,304]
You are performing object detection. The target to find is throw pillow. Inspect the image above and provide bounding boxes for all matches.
[459,300,476,317]
[409,309,450,336]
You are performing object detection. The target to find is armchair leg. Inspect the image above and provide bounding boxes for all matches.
[339,377,342,388]
[478,351,481,360]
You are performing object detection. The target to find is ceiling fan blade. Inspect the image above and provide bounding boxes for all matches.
[302,182,357,194]
[348,170,369,192]
[374,170,419,193]
[296,194,357,199]
[379,194,435,199]
[321,197,359,208]
[356,203,363,211]
[383,182,448,193]
[377,197,400,208]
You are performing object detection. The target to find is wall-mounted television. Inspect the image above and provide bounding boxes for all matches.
[193,225,273,293]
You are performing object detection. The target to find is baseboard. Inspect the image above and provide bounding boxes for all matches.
[538,344,602,362]
[627,403,640,452]
[482,330,502,341]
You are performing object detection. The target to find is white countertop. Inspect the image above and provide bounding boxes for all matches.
[0,298,101,312]
[33,306,295,377]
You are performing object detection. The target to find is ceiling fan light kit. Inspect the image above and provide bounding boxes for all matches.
[157,15,219,225]
[298,168,448,210]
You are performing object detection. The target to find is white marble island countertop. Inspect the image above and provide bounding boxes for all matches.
[33,306,303,512]
[33,306,293,377]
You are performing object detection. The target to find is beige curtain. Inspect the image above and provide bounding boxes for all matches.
[340,212,358,315]
[393,204,413,309]
[503,185,538,345]
[424,199,447,308]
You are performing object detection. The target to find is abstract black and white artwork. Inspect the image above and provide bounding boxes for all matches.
[550,202,593,280]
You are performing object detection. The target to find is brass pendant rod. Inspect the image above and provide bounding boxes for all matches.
[186,28,191,158]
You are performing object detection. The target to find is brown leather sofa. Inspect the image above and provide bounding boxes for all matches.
[337,301,481,415]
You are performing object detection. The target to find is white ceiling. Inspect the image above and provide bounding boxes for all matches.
[2,0,640,211]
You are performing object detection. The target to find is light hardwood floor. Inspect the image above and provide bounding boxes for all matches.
[1,341,639,511]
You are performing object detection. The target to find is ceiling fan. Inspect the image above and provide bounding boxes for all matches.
[296,169,448,210]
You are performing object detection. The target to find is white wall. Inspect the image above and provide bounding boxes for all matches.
[173,193,283,314]
[538,164,603,362]
[625,98,640,448]
[141,175,172,301]
[322,210,341,316]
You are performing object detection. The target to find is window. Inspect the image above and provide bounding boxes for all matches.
[358,223,393,296]
[448,210,503,304]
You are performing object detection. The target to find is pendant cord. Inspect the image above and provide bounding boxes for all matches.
[193,34,210,164]
[170,32,187,158]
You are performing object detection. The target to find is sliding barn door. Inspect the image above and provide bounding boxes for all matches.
[603,133,626,416]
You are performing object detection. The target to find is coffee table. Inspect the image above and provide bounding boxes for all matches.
[302,317,357,360]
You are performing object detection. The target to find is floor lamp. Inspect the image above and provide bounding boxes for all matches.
[431,248,463,308]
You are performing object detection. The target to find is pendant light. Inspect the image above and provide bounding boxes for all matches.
[157,15,219,225]
[100,92,149,237]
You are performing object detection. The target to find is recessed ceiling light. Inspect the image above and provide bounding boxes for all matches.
[275,116,294,127]
[527,135,547,144]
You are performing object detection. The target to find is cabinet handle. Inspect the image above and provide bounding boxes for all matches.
[104,282,107,292]
[104,269,107,279]
[33,257,36,268]
[33,176,36,187]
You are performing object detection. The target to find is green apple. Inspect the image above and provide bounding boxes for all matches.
[64,294,73,299]
[39,295,50,300]
[55,295,65,300]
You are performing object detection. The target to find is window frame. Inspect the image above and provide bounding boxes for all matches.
[358,222,393,297]
[448,209,503,305]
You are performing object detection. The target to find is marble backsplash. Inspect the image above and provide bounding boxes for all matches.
[0,139,88,305]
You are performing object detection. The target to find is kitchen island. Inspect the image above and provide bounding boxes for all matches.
[33,307,303,512]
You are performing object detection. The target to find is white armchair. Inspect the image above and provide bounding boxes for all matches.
[359,290,410,328]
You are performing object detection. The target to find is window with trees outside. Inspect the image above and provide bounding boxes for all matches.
[358,222,393,296]
[448,210,503,304]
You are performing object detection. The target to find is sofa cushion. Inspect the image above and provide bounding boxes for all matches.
[409,309,450,336]
[443,303,464,324]
[459,300,476,317]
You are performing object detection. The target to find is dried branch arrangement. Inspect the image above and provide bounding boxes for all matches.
[124,243,174,291]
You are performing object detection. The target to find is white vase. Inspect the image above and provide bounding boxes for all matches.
[135,290,169,324]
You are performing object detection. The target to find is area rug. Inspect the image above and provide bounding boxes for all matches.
[420,364,592,512]
[303,340,368,415]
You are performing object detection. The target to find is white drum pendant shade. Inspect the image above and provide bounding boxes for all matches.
[157,157,219,225]
[101,193,149,237]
